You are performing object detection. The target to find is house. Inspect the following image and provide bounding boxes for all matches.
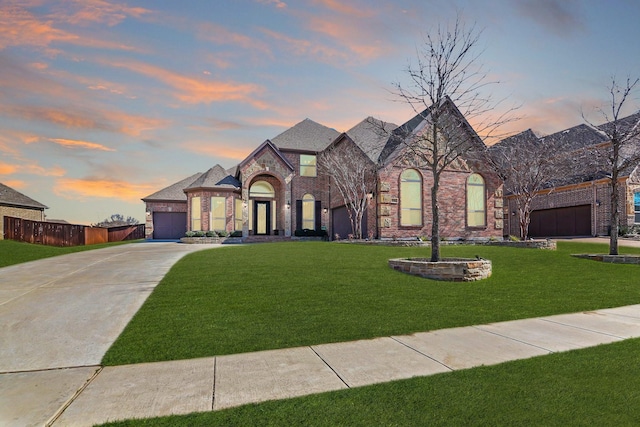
[143,99,504,241]
[501,113,640,238]
[0,182,48,239]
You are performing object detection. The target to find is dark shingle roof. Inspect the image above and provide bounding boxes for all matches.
[185,164,240,190]
[539,123,608,151]
[142,173,203,202]
[0,182,47,209]
[271,118,340,152]
[346,117,397,163]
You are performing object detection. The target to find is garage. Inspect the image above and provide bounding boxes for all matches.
[529,205,591,237]
[332,205,368,239]
[152,212,187,239]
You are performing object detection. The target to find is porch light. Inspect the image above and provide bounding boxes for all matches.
[323,208,328,214]
[286,201,291,209]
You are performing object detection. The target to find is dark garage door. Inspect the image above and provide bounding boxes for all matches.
[529,205,591,237]
[332,206,367,240]
[153,212,187,239]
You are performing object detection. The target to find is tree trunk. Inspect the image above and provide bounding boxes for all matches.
[609,178,620,255]
[430,181,440,262]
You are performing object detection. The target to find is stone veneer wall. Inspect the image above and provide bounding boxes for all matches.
[388,257,492,281]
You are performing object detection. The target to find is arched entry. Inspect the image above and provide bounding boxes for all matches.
[250,180,275,235]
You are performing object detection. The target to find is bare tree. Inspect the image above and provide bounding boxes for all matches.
[583,76,640,255]
[318,138,377,239]
[388,16,517,261]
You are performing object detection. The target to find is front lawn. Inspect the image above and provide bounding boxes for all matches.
[102,241,640,365]
[0,239,141,268]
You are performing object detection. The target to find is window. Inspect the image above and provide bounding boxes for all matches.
[302,193,315,229]
[300,154,317,177]
[249,181,275,198]
[400,169,422,226]
[210,197,226,231]
[635,192,640,223]
[235,199,243,231]
[467,173,486,227]
[191,196,201,231]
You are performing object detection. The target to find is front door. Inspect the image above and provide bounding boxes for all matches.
[254,201,271,235]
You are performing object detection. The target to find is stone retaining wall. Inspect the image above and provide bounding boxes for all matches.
[388,257,492,282]
[571,254,640,264]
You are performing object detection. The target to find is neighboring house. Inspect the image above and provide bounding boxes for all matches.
[502,113,640,238]
[0,182,48,239]
[143,100,504,241]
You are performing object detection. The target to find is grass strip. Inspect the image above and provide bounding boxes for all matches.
[102,241,640,365]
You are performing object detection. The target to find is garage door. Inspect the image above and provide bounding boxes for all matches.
[529,205,591,237]
[332,206,367,239]
[152,212,187,239]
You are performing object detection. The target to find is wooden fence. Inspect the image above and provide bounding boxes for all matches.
[3,216,145,247]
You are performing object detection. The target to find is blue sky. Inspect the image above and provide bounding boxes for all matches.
[1,0,639,224]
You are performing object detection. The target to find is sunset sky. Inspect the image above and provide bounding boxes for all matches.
[1,0,639,225]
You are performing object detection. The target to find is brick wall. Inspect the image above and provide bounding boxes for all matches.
[143,201,186,239]
[376,163,503,240]
[0,205,45,239]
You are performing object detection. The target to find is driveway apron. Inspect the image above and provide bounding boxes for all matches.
[0,242,218,373]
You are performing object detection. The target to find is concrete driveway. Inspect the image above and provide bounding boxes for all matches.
[0,241,219,426]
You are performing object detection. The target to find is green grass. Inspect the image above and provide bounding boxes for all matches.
[0,239,142,268]
[102,241,640,365]
[98,338,640,426]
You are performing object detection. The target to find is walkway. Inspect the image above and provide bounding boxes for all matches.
[1,239,639,426]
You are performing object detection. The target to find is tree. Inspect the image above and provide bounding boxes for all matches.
[318,136,378,239]
[94,214,139,228]
[386,16,516,261]
[583,77,640,255]
[487,129,581,240]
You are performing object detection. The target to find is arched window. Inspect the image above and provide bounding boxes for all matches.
[400,169,422,226]
[249,181,275,198]
[302,193,315,230]
[467,173,486,227]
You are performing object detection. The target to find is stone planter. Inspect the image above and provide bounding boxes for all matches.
[571,254,640,264]
[485,239,556,250]
[180,237,226,244]
[388,257,492,282]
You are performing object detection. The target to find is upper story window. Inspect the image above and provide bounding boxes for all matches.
[467,173,486,227]
[400,169,422,226]
[300,154,317,177]
[635,192,640,223]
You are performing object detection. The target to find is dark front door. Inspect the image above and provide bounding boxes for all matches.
[253,201,271,235]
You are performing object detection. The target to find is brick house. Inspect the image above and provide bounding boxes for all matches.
[0,182,48,239]
[143,100,504,241]
[502,113,640,238]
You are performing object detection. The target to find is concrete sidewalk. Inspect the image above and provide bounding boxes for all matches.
[8,304,638,426]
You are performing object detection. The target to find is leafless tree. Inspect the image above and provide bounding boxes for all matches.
[318,138,377,239]
[487,130,576,240]
[387,16,517,261]
[583,76,640,255]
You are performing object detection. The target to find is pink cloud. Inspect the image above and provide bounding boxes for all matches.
[49,138,115,151]
[55,177,157,202]
[53,0,151,27]
[0,161,65,177]
[256,0,287,9]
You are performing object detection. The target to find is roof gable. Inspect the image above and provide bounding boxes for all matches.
[0,182,48,209]
[185,164,240,190]
[345,117,398,163]
[238,139,294,171]
[271,118,340,152]
[142,172,203,202]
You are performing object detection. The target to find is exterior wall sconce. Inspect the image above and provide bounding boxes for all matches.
[595,200,601,207]
[286,201,291,209]
[145,210,151,216]
[323,208,328,214]
[511,211,516,216]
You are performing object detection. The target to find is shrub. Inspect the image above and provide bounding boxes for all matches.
[230,230,242,238]
[185,231,196,237]
[508,235,520,241]
[205,230,217,237]
[194,231,206,237]
[216,230,228,237]
[294,229,328,237]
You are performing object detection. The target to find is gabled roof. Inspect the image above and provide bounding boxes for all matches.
[142,172,203,202]
[185,164,240,190]
[539,123,608,151]
[377,97,484,165]
[0,182,48,209]
[238,139,295,171]
[271,118,340,152]
[598,111,640,136]
[345,117,397,163]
